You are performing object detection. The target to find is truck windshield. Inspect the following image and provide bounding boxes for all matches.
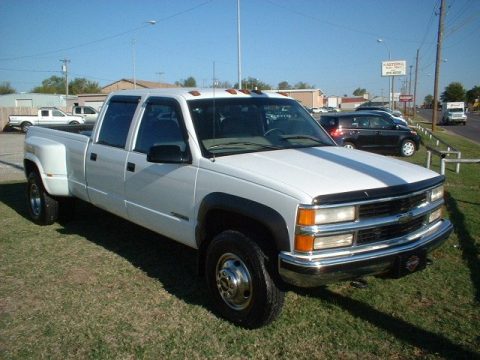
[188,97,335,157]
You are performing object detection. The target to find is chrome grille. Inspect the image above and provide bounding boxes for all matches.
[356,216,426,245]
[359,193,427,218]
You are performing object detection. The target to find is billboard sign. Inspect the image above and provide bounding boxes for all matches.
[399,95,413,102]
[382,60,406,77]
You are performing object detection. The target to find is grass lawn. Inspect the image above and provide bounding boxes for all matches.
[1,129,479,359]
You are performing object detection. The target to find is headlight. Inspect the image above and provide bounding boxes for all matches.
[297,206,356,226]
[430,185,444,202]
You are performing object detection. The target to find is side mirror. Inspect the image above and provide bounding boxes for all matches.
[147,144,191,164]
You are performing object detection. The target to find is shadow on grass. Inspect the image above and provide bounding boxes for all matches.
[297,287,479,359]
[0,181,477,357]
[58,200,212,309]
[445,191,480,302]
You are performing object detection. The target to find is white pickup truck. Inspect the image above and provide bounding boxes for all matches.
[71,105,99,124]
[24,88,452,328]
[8,107,84,132]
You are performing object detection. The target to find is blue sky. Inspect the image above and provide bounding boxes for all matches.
[1,0,479,103]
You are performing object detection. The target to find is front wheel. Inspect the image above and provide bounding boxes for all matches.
[26,172,59,225]
[400,139,416,157]
[205,230,284,328]
[343,141,355,149]
[69,121,79,125]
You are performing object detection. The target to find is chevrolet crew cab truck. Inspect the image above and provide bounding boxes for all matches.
[24,88,453,328]
[8,107,84,133]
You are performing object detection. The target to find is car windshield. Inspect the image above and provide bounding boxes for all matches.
[188,97,335,157]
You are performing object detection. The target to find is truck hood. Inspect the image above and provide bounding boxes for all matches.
[209,146,439,202]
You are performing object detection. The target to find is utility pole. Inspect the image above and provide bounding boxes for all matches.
[237,0,242,89]
[408,65,413,116]
[413,49,419,118]
[432,0,446,131]
[60,58,70,109]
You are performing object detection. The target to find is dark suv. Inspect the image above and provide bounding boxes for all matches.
[319,111,420,157]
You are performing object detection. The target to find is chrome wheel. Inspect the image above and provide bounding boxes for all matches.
[29,182,42,217]
[215,253,252,310]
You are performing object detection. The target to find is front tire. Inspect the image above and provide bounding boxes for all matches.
[343,141,355,149]
[205,230,284,328]
[26,172,59,225]
[400,139,416,157]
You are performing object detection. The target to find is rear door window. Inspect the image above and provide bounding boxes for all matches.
[97,96,140,148]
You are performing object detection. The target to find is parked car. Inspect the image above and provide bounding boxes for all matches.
[310,107,327,114]
[319,111,420,157]
[326,106,340,112]
[8,107,84,133]
[363,109,409,127]
[356,106,403,118]
[71,105,99,124]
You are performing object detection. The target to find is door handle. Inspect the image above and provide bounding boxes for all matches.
[90,153,97,161]
[127,162,135,172]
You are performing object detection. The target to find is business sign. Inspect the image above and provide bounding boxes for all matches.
[381,60,406,77]
[399,94,413,102]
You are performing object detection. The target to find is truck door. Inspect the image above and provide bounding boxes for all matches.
[85,95,141,219]
[124,97,197,247]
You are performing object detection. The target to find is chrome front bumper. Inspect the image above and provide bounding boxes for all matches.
[278,219,453,287]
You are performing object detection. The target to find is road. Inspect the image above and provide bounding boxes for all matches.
[416,109,480,144]
[0,133,25,182]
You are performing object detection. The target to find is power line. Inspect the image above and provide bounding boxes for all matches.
[0,1,214,62]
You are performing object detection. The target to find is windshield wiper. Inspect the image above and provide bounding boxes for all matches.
[280,135,329,146]
[207,141,281,151]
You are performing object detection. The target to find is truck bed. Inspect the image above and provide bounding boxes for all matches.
[24,126,91,200]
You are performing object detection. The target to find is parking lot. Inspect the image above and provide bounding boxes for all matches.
[0,133,25,182]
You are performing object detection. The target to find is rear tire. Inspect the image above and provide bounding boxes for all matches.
[21,121,33,133]
[205,230,284,328]
[343,142,355,149]
[26,172,59,225]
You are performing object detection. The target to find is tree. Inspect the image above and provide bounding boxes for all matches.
[294,81,313,89]
[0,81,16,95]
[278,81,292,90]
[440,82,466,102]
[32,75,65,94]
[234,77,271,90]
[69,78,101,94]
[466,85,480,105]
[424,94,434,108]
[175,76,197,87]
[353,87,367,96]
[31,75,101,94]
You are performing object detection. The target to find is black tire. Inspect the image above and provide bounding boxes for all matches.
[205,230,285,328]
[400,139,416,157]
[69,121,79,125]
[26,172,59,225]
[21,121,33,133]
[343,141,355,149]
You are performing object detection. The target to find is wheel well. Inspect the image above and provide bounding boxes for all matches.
[197,209,276,276]
[24,159,39,178]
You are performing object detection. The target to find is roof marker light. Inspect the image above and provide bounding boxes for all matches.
[239,89,251,94]
[189,90,201,96]
[225,89,237,95]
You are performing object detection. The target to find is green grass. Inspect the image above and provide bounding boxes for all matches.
[1,130,479,359]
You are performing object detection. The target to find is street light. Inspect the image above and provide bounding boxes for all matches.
[133,20,157,89]
[377,38,393,109]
